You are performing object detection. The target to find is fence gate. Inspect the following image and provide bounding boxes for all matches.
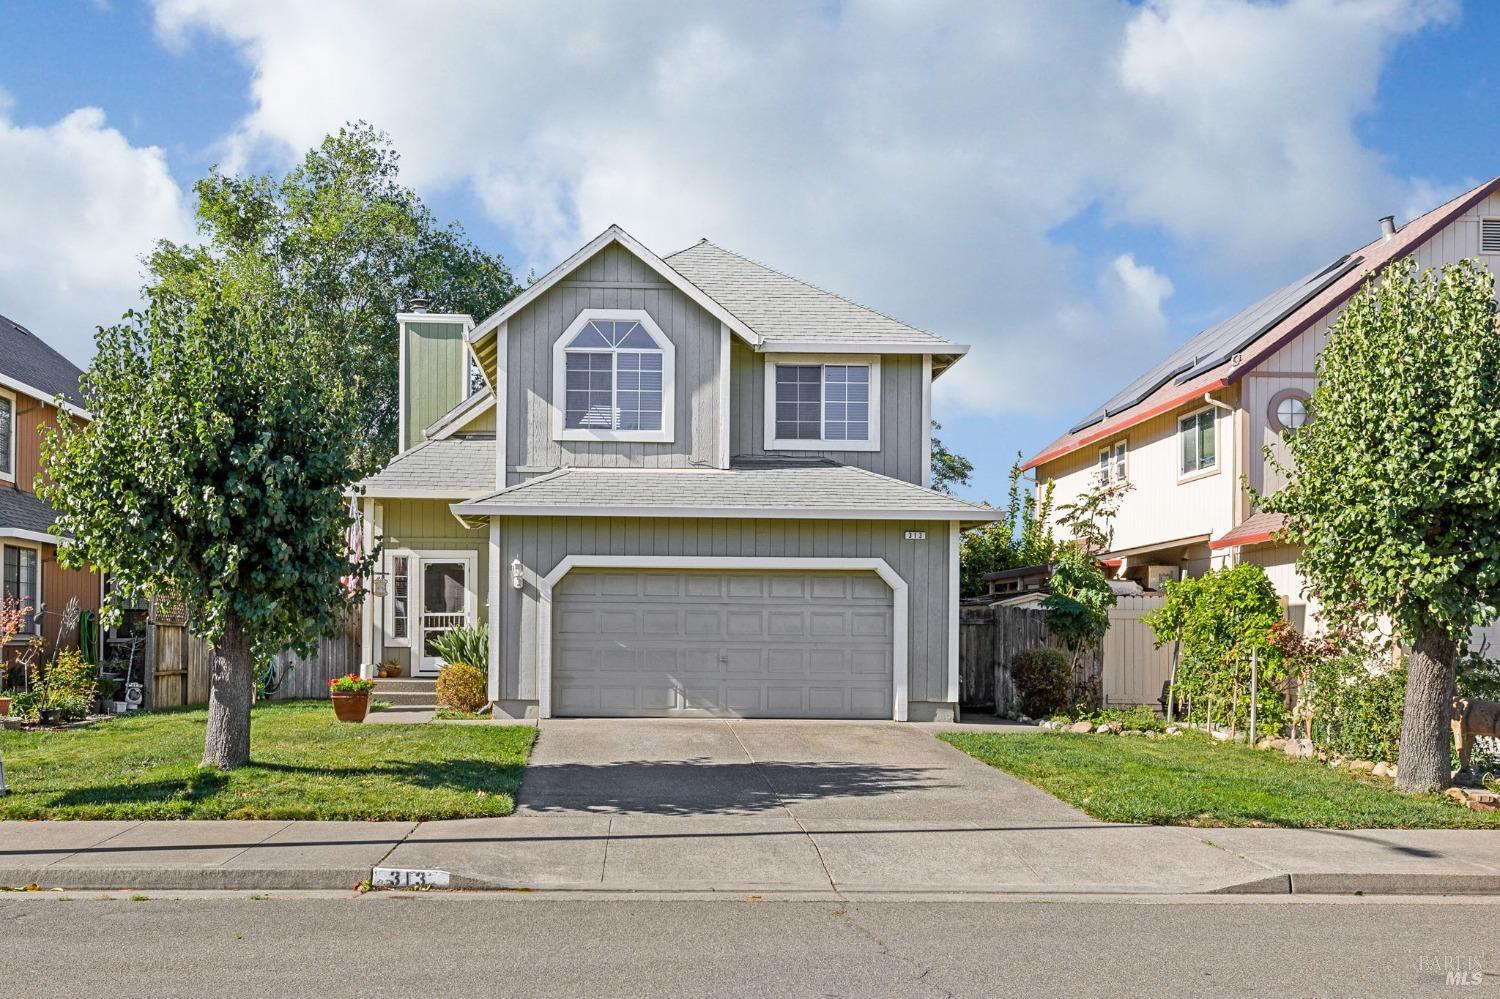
[1101,595,1173,708]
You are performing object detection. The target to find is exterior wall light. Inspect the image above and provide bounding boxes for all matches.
[510,557,524,590]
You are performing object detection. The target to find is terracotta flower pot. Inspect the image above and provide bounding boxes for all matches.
[330,690,371,723]
[0,696,10,718]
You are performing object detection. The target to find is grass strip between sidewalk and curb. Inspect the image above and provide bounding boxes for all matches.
[939,731,1500,829]
[0,700,536,821]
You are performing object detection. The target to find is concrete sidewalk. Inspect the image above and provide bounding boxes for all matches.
[3,818,1499,895]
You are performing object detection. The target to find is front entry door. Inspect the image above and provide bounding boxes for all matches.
[418,558,471,676]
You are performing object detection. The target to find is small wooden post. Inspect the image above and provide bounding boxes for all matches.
[1166,638,1181,723]
[1249,647,1259,747]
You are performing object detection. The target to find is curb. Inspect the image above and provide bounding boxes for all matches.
[1215,872,1500,896]
[1,867,369,892]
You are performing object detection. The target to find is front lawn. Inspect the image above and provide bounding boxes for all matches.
[0,700,535,821]
[939,731,1500,829]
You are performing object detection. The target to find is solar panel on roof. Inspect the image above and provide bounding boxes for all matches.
[1065,253,1363,434]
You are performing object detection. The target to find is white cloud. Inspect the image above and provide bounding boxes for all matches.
[150,0,1458,423]
[0,105,194,364]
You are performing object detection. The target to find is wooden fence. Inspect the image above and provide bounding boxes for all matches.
[960,595,1171,713]
[147,610,361,708]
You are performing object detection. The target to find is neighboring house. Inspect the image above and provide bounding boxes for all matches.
[0,312,101,660]
[354,226,999,721]
[1023,177,1500,636]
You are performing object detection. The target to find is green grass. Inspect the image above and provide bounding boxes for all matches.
[939,731,1500,829]
[0,700,535,821]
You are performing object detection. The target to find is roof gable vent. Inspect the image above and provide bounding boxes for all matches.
[1482,218,1500,255]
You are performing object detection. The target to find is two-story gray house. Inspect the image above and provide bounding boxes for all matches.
[355,226,997,721]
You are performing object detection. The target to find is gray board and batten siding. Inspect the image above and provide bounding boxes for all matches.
[493,516,958,720]
[503,243,725,483]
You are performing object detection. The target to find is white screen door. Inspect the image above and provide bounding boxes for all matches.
[418,558,471,676]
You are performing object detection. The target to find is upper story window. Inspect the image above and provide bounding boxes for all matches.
[0,390,13,481]
[763,355,882,451]
[1268,388,1311,433]
[1179,407,1217,477]
[552,309,675,443]
[1097,440,1126,485]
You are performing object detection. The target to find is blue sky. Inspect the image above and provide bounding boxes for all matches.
[1,0,1496,503]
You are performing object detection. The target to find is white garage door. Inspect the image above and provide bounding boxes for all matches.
[552,569,894,718]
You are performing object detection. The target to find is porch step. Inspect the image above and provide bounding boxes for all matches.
[373,677,437,708]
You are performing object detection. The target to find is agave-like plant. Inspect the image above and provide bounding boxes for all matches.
[430,623,489,673]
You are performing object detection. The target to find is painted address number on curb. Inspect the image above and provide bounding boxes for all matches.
[372,867,451,888]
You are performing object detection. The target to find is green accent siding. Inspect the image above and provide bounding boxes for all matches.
[373,499,490,676]
[404,321,467,448]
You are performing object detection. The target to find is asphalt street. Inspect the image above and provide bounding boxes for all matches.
[1,892,1494,998]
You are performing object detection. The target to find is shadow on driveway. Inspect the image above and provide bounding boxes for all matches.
[516,759,951,816]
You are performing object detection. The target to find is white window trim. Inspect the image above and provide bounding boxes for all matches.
[551,308,676,444]
[2,540,42,640]
[0,387,16,484]
[1177,405,1220,482]
[383,549,415,647]
[762,353,882,452]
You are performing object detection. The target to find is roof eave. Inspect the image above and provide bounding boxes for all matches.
[450,502,1001,522]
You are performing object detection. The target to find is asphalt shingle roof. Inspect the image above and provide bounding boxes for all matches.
[357,436,495,497]
[665,241,953,348]
[0,487,62,537]
[0,312,85,405]
[453,461,999,521]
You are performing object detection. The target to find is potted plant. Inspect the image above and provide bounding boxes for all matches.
[327,673,376,723]
[0,691,9,718]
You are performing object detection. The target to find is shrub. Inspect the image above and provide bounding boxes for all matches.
[431,624,489,674]
[435,662,487,713]
[1143,563,1287,732]
[1303,653,1406,764]
[30,649,98,721]
[1060,704,1165,732]
[1011,648,1072,718]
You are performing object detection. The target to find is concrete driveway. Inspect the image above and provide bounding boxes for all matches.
[379,719,1279,893]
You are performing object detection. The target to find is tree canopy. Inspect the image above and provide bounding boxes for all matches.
[148,122,518,470]
[1260,257,1500,790]
[42,260,374,767]
[930,420,974,494]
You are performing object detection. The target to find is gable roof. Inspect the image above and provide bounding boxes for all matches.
[465,226,965,382]
[466,225,762,379]
[423,389,495,441]
[664,240,961,355]
[1024,176,1500,470]
[452,460,999,523]
[0,312,87,415]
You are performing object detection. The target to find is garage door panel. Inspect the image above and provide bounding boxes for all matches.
[725,648,763,674]
[554,569,893,719]
[768,611,805,636]
[726,575,764,598]
[768,576,806,598]
[684,574,722,597]
[726,611,765,637]
[642,609,679,635]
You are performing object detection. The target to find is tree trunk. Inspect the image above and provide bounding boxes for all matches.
[202,610,255,770]
[1395,628,1456,793]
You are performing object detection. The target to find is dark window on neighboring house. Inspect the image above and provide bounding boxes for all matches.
[1179,408,1217,476]
[0,393,13,478]
[4,545,39,634]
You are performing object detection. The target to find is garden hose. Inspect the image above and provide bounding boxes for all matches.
[79,610,97,665]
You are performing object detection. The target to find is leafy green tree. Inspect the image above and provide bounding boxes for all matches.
[1143,563,1287,734]
[958,456,1056,596]
[149,122,517,470]
[1260,258,1500,791]
[1056,478,1132,554]
[930,420,973,494]
[1042,544,1116,704]
[41,262,374,770]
